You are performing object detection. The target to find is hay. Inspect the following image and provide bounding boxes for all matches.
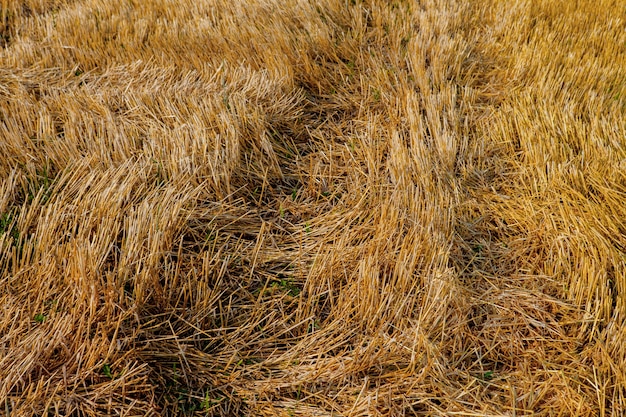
[1,0,625,415]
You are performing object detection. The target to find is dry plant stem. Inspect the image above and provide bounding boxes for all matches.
[1,0,625,415]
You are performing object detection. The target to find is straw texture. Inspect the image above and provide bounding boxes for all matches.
[1,0,625,415]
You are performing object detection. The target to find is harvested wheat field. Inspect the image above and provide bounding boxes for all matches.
[1,0,626,415]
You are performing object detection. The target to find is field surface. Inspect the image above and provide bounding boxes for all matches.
[1,0,626,415]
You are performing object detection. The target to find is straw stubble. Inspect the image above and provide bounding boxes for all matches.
[1,0,624,415]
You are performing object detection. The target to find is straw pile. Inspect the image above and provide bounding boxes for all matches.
[1,0,625,415]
